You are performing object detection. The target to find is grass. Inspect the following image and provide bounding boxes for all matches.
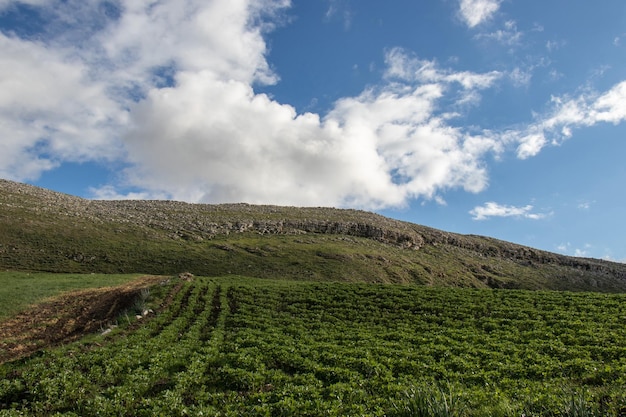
[391,385,466,417]
[0,271,142,319]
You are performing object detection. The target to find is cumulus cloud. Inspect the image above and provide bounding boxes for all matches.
[0,1,508,209]
[0,32,125,180]
[95,0,283,87]
[0,0,287,185]
[123,73,382,206]
[122,50,502,207]
[458,0,502,28]
[469,202,548,220]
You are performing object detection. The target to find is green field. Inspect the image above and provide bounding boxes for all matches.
[1,276,626,416]
[0,272,142,319]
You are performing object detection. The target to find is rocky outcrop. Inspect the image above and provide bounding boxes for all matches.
[0,179,423,248]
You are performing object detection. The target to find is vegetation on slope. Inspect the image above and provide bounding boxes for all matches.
[1,179,625,291]
[0,274,165,362]
[1,276,625,416]
[0,272,142,320]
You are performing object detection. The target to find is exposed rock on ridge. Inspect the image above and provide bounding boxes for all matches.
[1,179,625,291]
[0,179,424,248]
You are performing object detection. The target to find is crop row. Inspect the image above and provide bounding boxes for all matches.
[1,277,626,416]
[0,279,227,416]
[218,280,626,415]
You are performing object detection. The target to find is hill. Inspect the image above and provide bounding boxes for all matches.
[1,179,625,291]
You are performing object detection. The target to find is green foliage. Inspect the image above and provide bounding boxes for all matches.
[2,276,626,416]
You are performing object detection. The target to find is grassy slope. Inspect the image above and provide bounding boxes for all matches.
[0,272,142,319]
[1,179,625,291]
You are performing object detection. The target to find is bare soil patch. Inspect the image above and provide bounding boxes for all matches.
[0,275,166,364]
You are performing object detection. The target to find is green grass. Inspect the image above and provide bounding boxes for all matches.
[0,271,142,319]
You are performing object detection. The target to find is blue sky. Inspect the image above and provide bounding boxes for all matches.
[1,0,625,262]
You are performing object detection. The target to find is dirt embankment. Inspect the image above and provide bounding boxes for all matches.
[0,275,167,364]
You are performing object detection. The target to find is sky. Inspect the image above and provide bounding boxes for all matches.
[1,0,625,262]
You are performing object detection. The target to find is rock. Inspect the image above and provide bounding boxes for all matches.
[101,324,117,336]
[178,272,194,281]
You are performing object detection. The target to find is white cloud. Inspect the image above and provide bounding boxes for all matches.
[94,0,285,89]
[507,81,626,158]
[556,242,595,258]
[1,5,508,209]
[385,47,502,89]
[574,244,592,258]
[557,243,569,252]
[577,200,594,210]
[475,20,522,46]
[559,244,625,263]
[509,67,532,87]
[0,0,47,9]
[121,62,498,207]
[548,69,564,81]
[88,185,170,201]
[458,0,502,28]
[0,0,288,183]
[546,40,566,52]
[325,0,353,30]
[470,201,548,220]
[0,32,126,180]
[515,132,546,159]
[122,72,391,206]
[591,81,626,123]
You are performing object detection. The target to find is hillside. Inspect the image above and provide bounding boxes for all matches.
[1,179,625,291]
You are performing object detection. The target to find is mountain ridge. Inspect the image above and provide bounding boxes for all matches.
[1,179,625,291]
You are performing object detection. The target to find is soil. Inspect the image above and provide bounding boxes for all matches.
[0,275,168,364]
